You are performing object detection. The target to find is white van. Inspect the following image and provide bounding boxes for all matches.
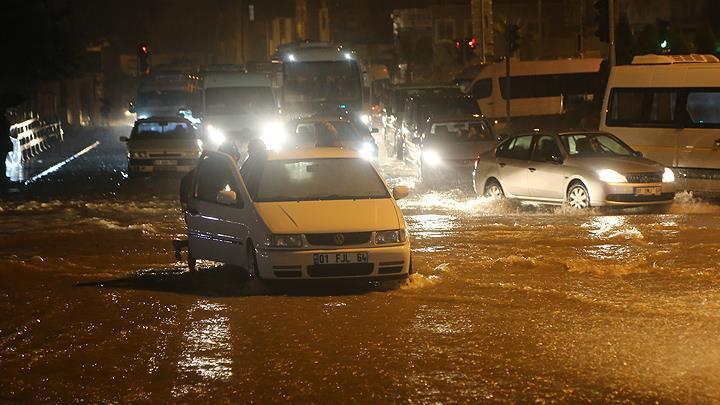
[201,69,281,148]
[600,54,720,193]
[467,58,603,122]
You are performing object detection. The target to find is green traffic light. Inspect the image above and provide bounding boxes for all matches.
[660,39,668,49]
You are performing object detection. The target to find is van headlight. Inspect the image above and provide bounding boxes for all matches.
[206,125,226,145]
[422,150,442,166]
[596,169,627,183]
[261,121,285,151]
[663,167,675,183]
[266,234,303,248]
[374,229,407,245]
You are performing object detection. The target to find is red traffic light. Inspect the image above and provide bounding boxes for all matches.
[138,44,149,55]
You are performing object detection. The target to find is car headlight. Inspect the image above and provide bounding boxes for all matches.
[359,142,376,161]
[266,234,303,248]
[261,121,285,151]
[359,114,370,125]
[374,229,407,245]
[422,150,442,166]
[206,124,226,145]
[596,169,627,183]
[663,167,675,183]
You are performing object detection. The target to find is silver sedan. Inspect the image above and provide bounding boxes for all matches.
[473,132,676,208]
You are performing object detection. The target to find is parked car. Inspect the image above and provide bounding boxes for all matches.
[473,131,676,208]
[185,148,412,280]
[397,94,481,160]
[403,115,496,188]
[120,117,201,176]
[283,114,380,164]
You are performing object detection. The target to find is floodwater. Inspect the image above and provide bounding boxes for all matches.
[2,128,720,403]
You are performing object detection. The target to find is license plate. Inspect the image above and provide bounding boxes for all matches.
[313,252,368,265]
[634,186,661,196]
[154,159,177,165]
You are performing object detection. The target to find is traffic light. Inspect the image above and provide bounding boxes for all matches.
[507,24,520,53]
[455,37,477,65]
[137,44,151,76]
[594,0,610,43]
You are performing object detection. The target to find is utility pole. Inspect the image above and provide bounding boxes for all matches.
[537,0,542,59]
[480,0,486,63]
[608,0,615,66]
[578,0,584,57]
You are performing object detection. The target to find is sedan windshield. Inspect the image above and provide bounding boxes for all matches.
[132,121,194,139]
[251,158,389,202]
[559,133,634,157]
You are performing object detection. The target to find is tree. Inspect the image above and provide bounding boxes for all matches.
[615,13,635,65]
[694,22,717,54]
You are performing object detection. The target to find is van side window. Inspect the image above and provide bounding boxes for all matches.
[608,90,646,125]
[472,79,492,99]
[686,91,720,126]
[650,92,677,123]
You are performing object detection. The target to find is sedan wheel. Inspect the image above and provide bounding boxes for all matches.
[567,183,590,209]
[484,181,505,199]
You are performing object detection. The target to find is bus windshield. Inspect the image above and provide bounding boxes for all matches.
[284,61,361,103]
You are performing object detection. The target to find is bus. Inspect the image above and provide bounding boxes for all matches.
[600,54,720,194]
[465,58,603,133]
[276,42,369,122]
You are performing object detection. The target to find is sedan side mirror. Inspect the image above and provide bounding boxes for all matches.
[128,101,135,113]
[119,136,129,143]
[547,155,563,164]
[633,151,644,158]
[216,189,237,206]
[392,185,410,200]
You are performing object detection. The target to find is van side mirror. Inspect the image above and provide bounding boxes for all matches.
[392,185,410,200]
[216,189,237,206]
[119,136,129,143]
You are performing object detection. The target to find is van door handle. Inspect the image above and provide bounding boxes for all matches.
[498,162,506,167]
[528,167,536,172]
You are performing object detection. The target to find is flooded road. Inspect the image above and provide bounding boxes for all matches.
[2,128,720,402]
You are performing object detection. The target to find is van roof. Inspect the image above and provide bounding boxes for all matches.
[631,54,720,65]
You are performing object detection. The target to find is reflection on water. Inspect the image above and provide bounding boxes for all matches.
[174,301,232,396]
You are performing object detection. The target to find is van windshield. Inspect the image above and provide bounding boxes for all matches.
[251,158,389,202]
[560,133,634,157]
[132,121,194,139]
[205,87,276,115]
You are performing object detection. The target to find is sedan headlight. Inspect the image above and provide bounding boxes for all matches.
[374,229,407,245]
[663,167,675,183]
[206,124,226,145]
[261,121,285,151]
[422,150,442,166]
[266,234,303,248]
[596,169,627,183]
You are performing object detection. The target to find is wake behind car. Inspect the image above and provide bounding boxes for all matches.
[185,148,411,280]
[404,115,496,188]
[121,117,201,176]
[473,131,676,208]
